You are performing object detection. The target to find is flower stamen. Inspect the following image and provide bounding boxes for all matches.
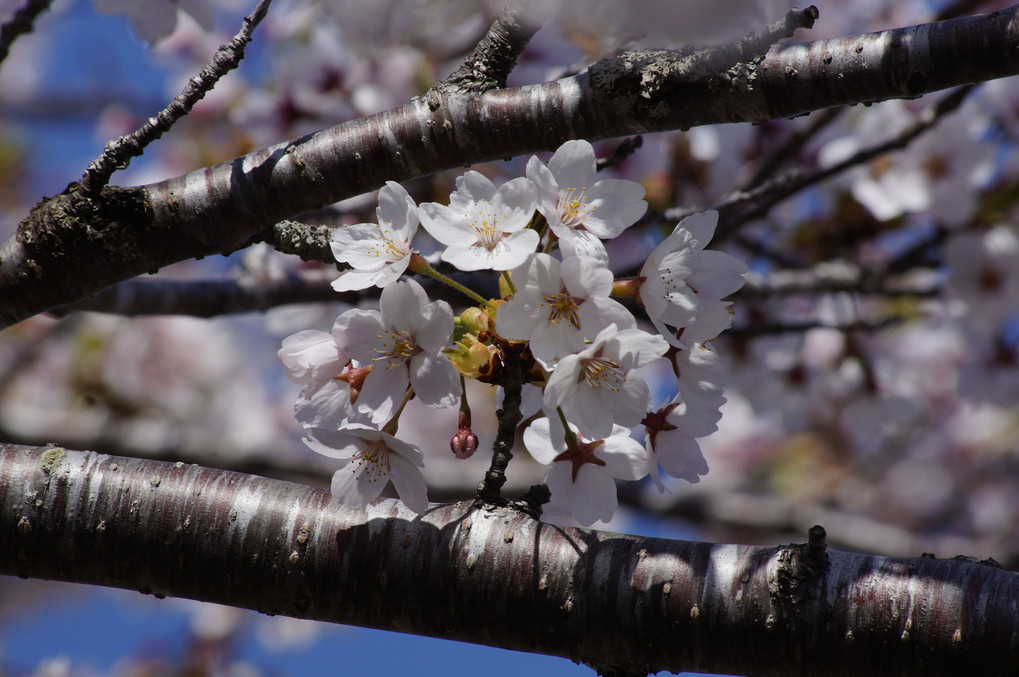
[557,186,594,228]
[372,330,420,367]
[579,355,624,391]
[542,290,581,328]
[350,441,390,484]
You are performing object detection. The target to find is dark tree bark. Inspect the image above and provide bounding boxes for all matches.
[3,6,1019,328]
[1,444,1016,677]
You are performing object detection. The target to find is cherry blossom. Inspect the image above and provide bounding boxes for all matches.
[668,341,728,420]
[419,172,539,271]
[331,181,419,291]
[279,323,373,431]
[523,417,647,526]
[817,99,995,227]
[638,211,747,347]
[293,363,375,430]
[944,225,1019,332]
[527,139,647,261]
[543,324,669,439]
[642,399,714,491]
[278,326,350,394]
[334,279,459,415]
[93,0,214,44]
[303,423,428,514]
[495,253,635,368]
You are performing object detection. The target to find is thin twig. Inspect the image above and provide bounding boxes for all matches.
[727,316,902,337]
[744,108,843,190]
[431,1,546,96]
[73,0,274,201]
[596,136,643,172]
[0,0,52,67]
[707,85,976,241]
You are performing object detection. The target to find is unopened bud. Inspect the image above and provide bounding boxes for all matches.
[449,333,501,381]
[460,307,492,334]
[450,408,478,459]
[450,428,479,459]
[611,277,641,299]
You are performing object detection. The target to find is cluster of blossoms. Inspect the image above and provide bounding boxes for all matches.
[279,140,747,525]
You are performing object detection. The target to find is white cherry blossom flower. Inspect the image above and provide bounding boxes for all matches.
[524,417,647,526]
[945,225,1019,332]
[419,171,539,271]
[331,181,419,291]
[543,324,669,439]
[294,363,378,430]
[495,253,635,368]
[818,99,995,227]
[335,279,459,415]
[669,341,728,418]
[94,0,213,43]
[639,211,747,347]
[671,301,736,349]
[642,398,716,491]
[278,328,349,394]
[527,139,646,261]
[304,423,428,514]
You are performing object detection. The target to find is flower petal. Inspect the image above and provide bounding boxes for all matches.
[409,352,460,408]
[419,202,468,246]
[388,451,429,514]
[582,179,647,238]
[547,139,597,189]
[523,417,564,464]
[599,431,649,481]
[568,465,617,526]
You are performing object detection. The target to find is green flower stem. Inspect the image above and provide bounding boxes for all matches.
[557,406,579,448]
[408,253,490,307]
[500,270,517,296]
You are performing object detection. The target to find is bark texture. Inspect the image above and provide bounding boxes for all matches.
[3,7,1019,328]
[1,444,1016,676]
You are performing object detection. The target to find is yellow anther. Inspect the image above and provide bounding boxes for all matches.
[581,356,624,391]
[543,291,581,328]
[351,441,390,484]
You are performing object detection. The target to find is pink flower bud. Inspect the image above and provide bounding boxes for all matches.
[450,428,479,459]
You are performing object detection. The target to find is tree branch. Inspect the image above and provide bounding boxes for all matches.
[1,444,1016,676]
[48,270,341,318]
[708,85,975,241]
[74,0,274,201]
[4,6,1019,329]
[0,0,52,67]
[432,1,546,95]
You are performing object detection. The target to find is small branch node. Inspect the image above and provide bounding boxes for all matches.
[508,483,550,520]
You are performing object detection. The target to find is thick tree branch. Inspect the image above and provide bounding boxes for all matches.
[4,6,1019,329]
[1,444,1016,676]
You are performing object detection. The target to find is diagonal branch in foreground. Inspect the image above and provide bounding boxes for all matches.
[1,444,1016,676]
[3,6,1019,329]
[74,0,274,200]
